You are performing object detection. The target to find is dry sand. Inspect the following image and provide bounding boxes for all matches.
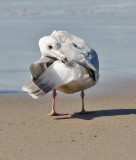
[0,93,136,160]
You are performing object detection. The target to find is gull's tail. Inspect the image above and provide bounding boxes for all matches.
[22,81,45,99]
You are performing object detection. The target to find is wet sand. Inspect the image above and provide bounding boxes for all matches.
[0,93,136,160]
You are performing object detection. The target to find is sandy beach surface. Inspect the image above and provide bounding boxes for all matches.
[0,92,136,160]
[0,0,136,159]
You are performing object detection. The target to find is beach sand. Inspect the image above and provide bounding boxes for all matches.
[0,93,136,160]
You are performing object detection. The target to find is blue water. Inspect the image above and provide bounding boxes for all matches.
[0,0,136,95]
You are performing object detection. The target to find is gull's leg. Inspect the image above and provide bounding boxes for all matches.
[79,90,86,114]
[48,89,68,116]
[75,90,94,114]
[48,89,58,116]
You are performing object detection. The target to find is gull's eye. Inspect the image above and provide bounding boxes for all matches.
[48,45,53,49]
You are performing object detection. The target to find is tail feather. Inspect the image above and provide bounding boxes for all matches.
[22,81,45,99]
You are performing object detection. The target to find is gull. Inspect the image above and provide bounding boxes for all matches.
[22,30,99,116]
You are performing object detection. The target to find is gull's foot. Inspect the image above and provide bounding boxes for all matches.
[77,110,87,114]
[48,111,68,116]
[75,110,94,115]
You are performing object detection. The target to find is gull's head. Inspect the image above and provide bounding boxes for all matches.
[39,36,60,56]
[39,36,67,63]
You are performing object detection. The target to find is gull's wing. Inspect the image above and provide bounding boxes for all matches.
[23,59,78,98]
[83,49,99,82]
[51,31,99,82]
[22,56,57,98]
[30,56,57,79]
[32,61,76,94]
[22,81,45,99]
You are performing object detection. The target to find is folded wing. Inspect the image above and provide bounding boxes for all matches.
[23,58,77,98]
[83,49,99,82]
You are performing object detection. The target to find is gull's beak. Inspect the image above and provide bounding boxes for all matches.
[52,50,68,63]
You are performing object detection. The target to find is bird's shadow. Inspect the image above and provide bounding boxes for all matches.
[55,109,136,120]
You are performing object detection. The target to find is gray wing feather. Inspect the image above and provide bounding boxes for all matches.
[22,56,56,98]
[32,61,74,94]
[83,49,99,82]
[22,81,46,99]
[30,56,56,79]
[23,59,74,98]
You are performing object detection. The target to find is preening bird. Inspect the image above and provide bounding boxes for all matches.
[22,30,99,116]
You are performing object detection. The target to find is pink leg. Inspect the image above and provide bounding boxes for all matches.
[48,89,68,116]
[74,91,87,114]
[75,91,93,114]
[79,90,86,113]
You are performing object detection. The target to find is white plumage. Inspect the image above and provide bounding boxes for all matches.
[23,30,99,116]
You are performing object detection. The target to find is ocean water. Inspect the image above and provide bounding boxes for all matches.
[0,0,136,95]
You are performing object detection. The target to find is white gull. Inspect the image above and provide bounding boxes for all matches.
[22,30,99,116]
